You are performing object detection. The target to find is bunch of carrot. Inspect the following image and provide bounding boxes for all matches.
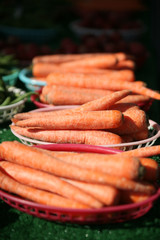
[0,141,159,209]
[39,84,151,107]
[30,52,160,106]
[11,90,150,146]
[32,52,136,78]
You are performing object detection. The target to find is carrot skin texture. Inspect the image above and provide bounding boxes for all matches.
[64,178,120,206]
[40,85,113,105]
[74,90,131,111]
[14,110,124,130]
[32,52,128,65]
[0,170,89,209]
[58,54,118,69]
[0,161,102,208]
[41,150,144,180]
[10,125,123,146]
[109,107,149,135]
[46,72,160,100]
[33,62,135,80]
[116,145,160,158]
[0,141,156,194]
[13,103,137,121]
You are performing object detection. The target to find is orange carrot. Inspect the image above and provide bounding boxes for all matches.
[32,52,128,64]
[32,53,86,64]
[115,145,160,158]
[74,90,131,111]
[0,141,156,194]
[120,190,151,204]
[118,94,151,104]
[64,178,120,206]
[13,95,135,121]
[41,85,113,97]
[40,85,113,105]
[13,108,73,120]
[10,125,123,146]
[32,54,118,77]
[40,150,144,180]
[32,62,61,77]
[46,72,160,100]
[14,110,124,130]
[41,88,147,106]
[54,54,118,69]
[109,107,149,135]
[0,170,89,209]
[139,158,159,182]
[40,87,100,105]
[32,62,135,81]
[0,161,102,208]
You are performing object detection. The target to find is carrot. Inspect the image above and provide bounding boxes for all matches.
[40,85,113,105]
[139,158,159,182]
[0,161,102,208]
[32,53,86,64]
[74,90,131,111]
[32,62,59,77]
[47,54,118,69]
[93,69,135,82]
[64,178,120,206]
[109,107,149,135]
[118,94,151,104]
[40,87,100,105]
[32,55,118,78]
[120,190,151,204]
[46,72,160,100]
[13,108,73,120]
[14,110,124,130]
[0,141,156,194]
[33,62,135,81]
[41,88,146,106]
[10,125,123,146]
[115,145,160,158]
[0,170,89,209]
[13,94,134,121]
[40,150,145,180]
[41,85,113,97]
[32,52,128,64]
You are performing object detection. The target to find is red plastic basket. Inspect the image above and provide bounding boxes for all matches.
[0,144,160,225]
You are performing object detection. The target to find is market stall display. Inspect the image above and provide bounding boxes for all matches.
[0,3,160,240]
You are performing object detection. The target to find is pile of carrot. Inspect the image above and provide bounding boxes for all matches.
[11,90,150,146]
[29,52,160,106]
[32,52,136,78]
[0,141,159,208]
